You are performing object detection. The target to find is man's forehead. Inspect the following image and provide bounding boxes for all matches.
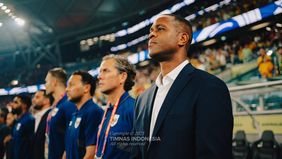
[153,15,174,25]
[14,97,20,102]
[46,73,53,80]
[101,59,115,67]
[70,75,81,81]
[36,91,44,96]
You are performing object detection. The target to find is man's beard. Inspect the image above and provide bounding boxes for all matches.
[33,105,43,110]
[69,95,82,104]
[12,107,22,115]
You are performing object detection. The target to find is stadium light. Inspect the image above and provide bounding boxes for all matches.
[11,80,19,86]
[0,2,26,26]
[4,9,10,13]
[15,18,25,26]
[1,5,7,10]
[80,40,86,45]
[0,22,2,27]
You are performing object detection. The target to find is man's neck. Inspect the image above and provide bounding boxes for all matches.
[76,95,92,110]
[38,105,50,113]
[159,57,187,77]
[42,105,50,110]
[53,87,66,104]
[107,88,125,106]
[18,110,27,119]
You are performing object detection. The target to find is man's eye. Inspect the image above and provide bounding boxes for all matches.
[157,27,164,31]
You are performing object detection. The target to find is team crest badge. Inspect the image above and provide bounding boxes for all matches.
[75,117,82,128]
[16,123,21,131]
[110,114,120,127]
[51,108,59,117]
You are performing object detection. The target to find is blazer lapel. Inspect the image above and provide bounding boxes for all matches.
[150,64,195,143]
[144,85,158,149]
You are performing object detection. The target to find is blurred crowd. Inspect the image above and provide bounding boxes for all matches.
[189,0,274,31]
[190,27,282,76]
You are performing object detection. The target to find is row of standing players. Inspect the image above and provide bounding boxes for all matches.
[1,54,136,159]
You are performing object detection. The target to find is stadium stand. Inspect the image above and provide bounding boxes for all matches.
[0,0,282,158]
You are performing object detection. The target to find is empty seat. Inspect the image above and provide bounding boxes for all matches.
[252,130,281,159]
[232,130,251,159]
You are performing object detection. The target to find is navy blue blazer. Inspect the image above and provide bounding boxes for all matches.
[132,64,233,159]
[33,109,51,159]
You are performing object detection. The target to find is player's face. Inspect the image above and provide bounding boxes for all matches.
[148,15,179,62]
[45,73,56,95]
[98,59,124,95]
[66,75,85,104]
[32,91,45,110]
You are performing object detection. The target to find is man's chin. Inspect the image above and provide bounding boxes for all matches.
[69,97,81,104]
[46,90,52,96]
[101,89,112,95]
[149,52,170,62]
[33,105,42,110]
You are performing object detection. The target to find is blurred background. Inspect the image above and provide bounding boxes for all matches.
[0,0,282,158]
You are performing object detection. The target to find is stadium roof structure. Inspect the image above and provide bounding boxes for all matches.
[0,0,189,55]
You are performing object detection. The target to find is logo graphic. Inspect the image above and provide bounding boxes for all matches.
[75,117,82,128]
[16,123,21,131]
[51,108,59,117]
[111,114,120,127]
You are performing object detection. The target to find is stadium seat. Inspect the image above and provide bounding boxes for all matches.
[232,130,251,159]
[252,130,281,159]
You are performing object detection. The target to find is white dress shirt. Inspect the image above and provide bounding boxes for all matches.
[149,60,189,139]
[34,107,50,132]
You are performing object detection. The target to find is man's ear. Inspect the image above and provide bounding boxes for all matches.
[120,72,128,84]
[84,84,91,94]
[178,32,189,47]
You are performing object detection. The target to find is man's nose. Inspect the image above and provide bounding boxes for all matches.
[149,31,156,39]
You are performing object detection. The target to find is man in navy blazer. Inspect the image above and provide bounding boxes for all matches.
[32,90,53,159]
[131,14,233,159]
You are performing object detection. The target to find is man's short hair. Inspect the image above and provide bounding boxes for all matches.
[38,89,54,106]
[48,68,67,86]
[102,54,136,91]
[72,71,97,96]
[15,93,32,110]
[164,14,193,51]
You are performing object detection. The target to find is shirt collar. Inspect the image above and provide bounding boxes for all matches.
[19,112,30,121]
[56,94,67,106]
[155,60,189,87]
[36,107,50,117]
[108,91,129,109]
[119,91,129,103]
[77,99,93,113]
